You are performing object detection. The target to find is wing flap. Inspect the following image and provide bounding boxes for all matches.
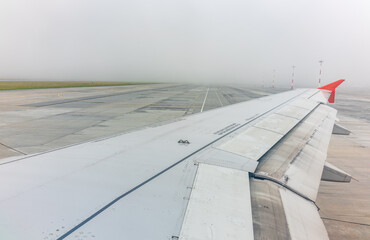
[250,179,291,239]
[179,164,254,240]
[218,126,284,161]
[250,178,330,240]
[194,148,259,172]
[216,99,319,162]
[279,187,329,240]
[255,104,337,200]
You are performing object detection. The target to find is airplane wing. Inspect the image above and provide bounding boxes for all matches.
[0,80,346,240]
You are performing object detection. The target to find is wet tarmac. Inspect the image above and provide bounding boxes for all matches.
[0,84,280,158]
[317,88,370,239]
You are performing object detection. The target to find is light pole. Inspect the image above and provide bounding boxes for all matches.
[318,60,324,87]
[291,65,295,90]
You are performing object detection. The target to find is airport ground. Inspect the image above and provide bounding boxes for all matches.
[0,84,368,239]
[316,89,370,239]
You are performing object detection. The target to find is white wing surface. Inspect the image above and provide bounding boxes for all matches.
[0,81,345,240]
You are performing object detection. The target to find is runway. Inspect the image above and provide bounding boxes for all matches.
[0,84,368,239]
[0,84,279,158]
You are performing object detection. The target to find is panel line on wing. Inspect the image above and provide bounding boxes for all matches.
[216,102,319,162]
[253,125,286,135]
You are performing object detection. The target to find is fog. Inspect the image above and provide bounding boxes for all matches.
[1,0,369,88]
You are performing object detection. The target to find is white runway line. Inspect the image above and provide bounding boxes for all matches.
[200,88,209,112]
[215,88,223,107]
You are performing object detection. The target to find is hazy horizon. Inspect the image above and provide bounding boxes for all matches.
[1,0,369,89]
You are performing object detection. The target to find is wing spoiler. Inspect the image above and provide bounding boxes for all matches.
[318,79,345,103]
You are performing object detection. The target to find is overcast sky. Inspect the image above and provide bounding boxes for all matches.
[0,0,369,88]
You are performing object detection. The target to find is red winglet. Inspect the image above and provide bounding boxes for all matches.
[318,79,345,103]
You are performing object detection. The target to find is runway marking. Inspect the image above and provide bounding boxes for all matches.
[184,91,204,115]
[200,88,209,112]
[215,88,223,107]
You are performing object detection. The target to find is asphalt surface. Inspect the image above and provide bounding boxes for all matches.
[0,84,280,157]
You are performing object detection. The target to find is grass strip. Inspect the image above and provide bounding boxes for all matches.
[0,81,153,91]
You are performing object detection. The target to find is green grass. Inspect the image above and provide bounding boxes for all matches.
[0,81,153,91]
